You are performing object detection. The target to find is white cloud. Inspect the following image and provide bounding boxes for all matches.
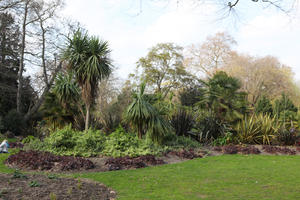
[236,11,300,80]
[62,0,300,81]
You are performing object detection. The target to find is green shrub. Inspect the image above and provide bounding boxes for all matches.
[73,129,106,157]
[22,135,36,144]
[45,125,78,149]
[24,138,47,151]
[26,125,104,157]
[26,126,166,157]
[162,133,201,149]
[103,127,166,157]
[195,112,232,144]
[212,132,233,146]
[276,126,298,146]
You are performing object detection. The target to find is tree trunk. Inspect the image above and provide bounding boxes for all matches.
[138,124,143,139]
[85,104,90,131]
[17,1,29,113]
[40,19,48,86]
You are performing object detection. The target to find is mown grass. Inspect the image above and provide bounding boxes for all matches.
[0,152,15,173]
[75,155,300,200]
[1,152,300,199]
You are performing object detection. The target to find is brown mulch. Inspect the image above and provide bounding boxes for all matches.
[0,173,116,200]
[5,151,95,172]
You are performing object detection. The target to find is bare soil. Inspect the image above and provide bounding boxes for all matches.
[0,173,116,200]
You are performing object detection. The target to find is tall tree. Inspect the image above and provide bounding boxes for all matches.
[0,12,35,117]
[222,54,296,105]
[24,0,65,121]
[186,32,236,77]
[0,0,66,122]
[134,43,194,99]
[63,31,113,130]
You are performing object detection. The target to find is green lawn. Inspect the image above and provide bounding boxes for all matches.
[0,152,15,173]
[1,153,300,199]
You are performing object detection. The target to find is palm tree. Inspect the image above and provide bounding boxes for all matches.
[197,71,248,123]
[125,83,171,143]
[63,31,113,130]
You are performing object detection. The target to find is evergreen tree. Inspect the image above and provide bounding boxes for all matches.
[255,95,273,116]
[274,93,298,122]
[0,12,20,116]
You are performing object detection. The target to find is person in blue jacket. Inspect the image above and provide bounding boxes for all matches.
[0,139,9,153]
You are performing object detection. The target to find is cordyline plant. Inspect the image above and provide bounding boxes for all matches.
[63,30,113,131]
[125,83,171,143]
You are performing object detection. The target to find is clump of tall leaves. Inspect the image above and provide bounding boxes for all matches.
[41,72,84,131]
[235,114,280,145]
[170,108,194,136]
[125,83,171,143]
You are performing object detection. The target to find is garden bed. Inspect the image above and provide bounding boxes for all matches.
[4,145,300,174]
[0,173,116,200]
[5,151,95,171]
[4,149,205,173]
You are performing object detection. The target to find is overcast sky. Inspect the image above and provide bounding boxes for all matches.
[62,0,300,81]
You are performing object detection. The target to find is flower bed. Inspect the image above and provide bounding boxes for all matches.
[5,150,95,171]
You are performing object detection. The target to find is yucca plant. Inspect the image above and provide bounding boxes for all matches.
[235,115,260,144]
[236,114,280,145]
[256,114,280,145]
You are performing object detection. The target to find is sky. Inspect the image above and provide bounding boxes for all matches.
[62,0,300,81]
